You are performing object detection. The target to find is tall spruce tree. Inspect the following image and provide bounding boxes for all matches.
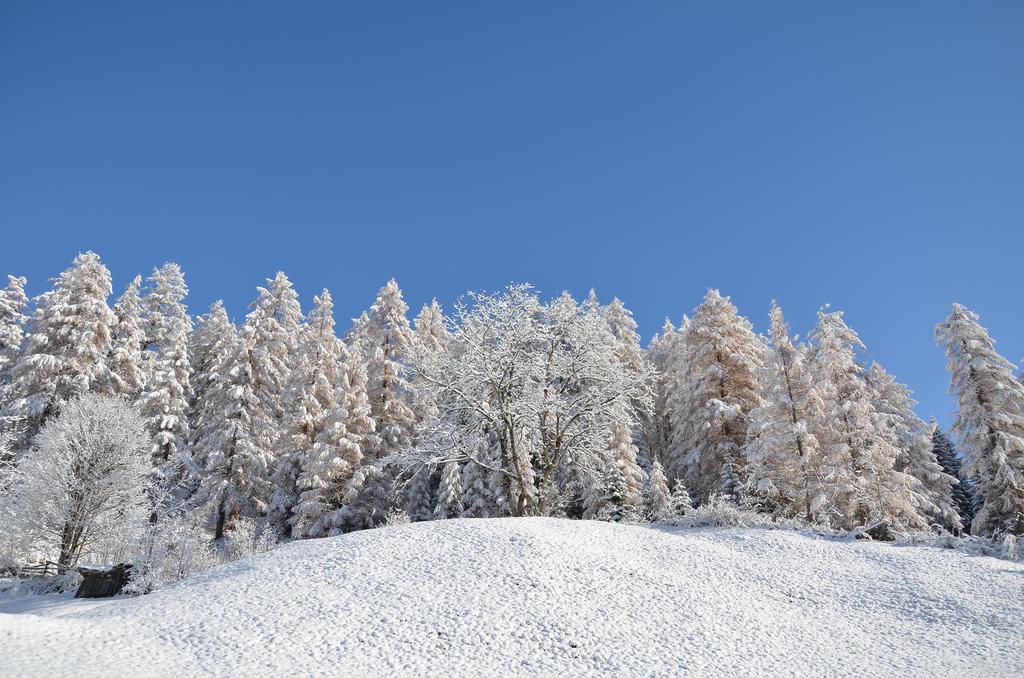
[744,301,822,519]
[930,423,976,530]
[7,252,116,447]
[664,290,762,504]
[192,320,276,540]
[867,363,962,533]
[138,264,193,505]
[108,276,146,400]
[936,304,1024,537]
[810,310,930,532]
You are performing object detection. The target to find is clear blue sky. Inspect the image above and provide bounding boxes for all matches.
[2,2,1022,425]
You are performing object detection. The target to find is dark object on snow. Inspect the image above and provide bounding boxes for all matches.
[856,522,895,542]
[75,564,133,598]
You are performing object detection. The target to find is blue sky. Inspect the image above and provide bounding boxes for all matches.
[2,2,1022,425]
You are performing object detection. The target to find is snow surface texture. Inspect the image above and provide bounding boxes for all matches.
[2,518,1022,677]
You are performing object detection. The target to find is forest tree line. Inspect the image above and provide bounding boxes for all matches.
[1,252,1022,583]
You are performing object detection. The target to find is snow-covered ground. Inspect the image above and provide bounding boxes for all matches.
[2,518,1022,677]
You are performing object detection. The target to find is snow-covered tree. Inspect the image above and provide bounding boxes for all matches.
[414,285,653,518]
[664,290,762,504]
[0,274,29,454]
[108,276,145,399]
[279,291,369,538]
[930,424,976,530]
[6,394,150,570]
[0,275,29,378]
[316,357,382,535]
[355,279,416,459]
[7,252,116,447]
[867,362,962,533]
[645,460,674,522]
[585,411,646,520]
[188,301,234,427]
[602,297,646,377]
[434,460,463,519]
[192,322,276,541]
[936,304,1024,537]
[744,301,822,520]
[138,265,193,506]
[643,318,680,466]
[810,310,930,532]
[414,299,449,357]
[140,263,192,377]
[244,272,303,425]
[670,478,693,516]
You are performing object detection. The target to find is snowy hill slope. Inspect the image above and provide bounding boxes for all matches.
[2,518,1022,677]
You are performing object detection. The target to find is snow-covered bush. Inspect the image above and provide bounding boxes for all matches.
[670,495,781,529]
[127,515,218,594]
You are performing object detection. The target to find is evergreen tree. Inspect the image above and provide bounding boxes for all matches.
[108,276,146,399]
[664,290,762,504]
[744,301,822,519]
[930,424,975,530]
[357,279,416,458]
[138,264,193,506]
[319,357,382,534]
[670,479,693,517]
[192,321,276,540]
[0,274,29,449]
[810,310,930,532]
[936,304,1024,537]
[275,291,364,538]
[643,318,679,466]
[0,275,29,378]
[244,272,303,425]
[645,460,674,522]
[7,252,116,447]
[434,460,464,519]
[266,291,343,534]
[867,363,963,533]
[189,301,233,424]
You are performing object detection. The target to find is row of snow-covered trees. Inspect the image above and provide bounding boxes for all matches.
[1,251,1023,571]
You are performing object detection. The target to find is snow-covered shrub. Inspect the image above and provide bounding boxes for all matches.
[671,495,787,529]
[219,518,278,562]
[127,515,218,594]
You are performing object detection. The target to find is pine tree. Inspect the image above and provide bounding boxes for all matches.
[0,275,29,378]
[192,321,276,540]
[930,424,975,530]
[138,264,193,506]
[664,290,762,504]
[273,290,360,538]
[108,276,145,399]
[189,301,234,424]
[744,301,822,519]
[243,272,303,425]
[603,297,646,377]
[810,310,930,532]
[357,279,416,458]
[319,357,381,534]
[645,460,674,522]
[414,299,449,356]
[644,318,679,466]
[867,363,963,533]
[7,252,116,447]
[670,479,693,517]
[588,462,640,523]
[434,460,464,519]
[936,304,1024,537]
[267,291,337,533]
[0,274,29,448]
